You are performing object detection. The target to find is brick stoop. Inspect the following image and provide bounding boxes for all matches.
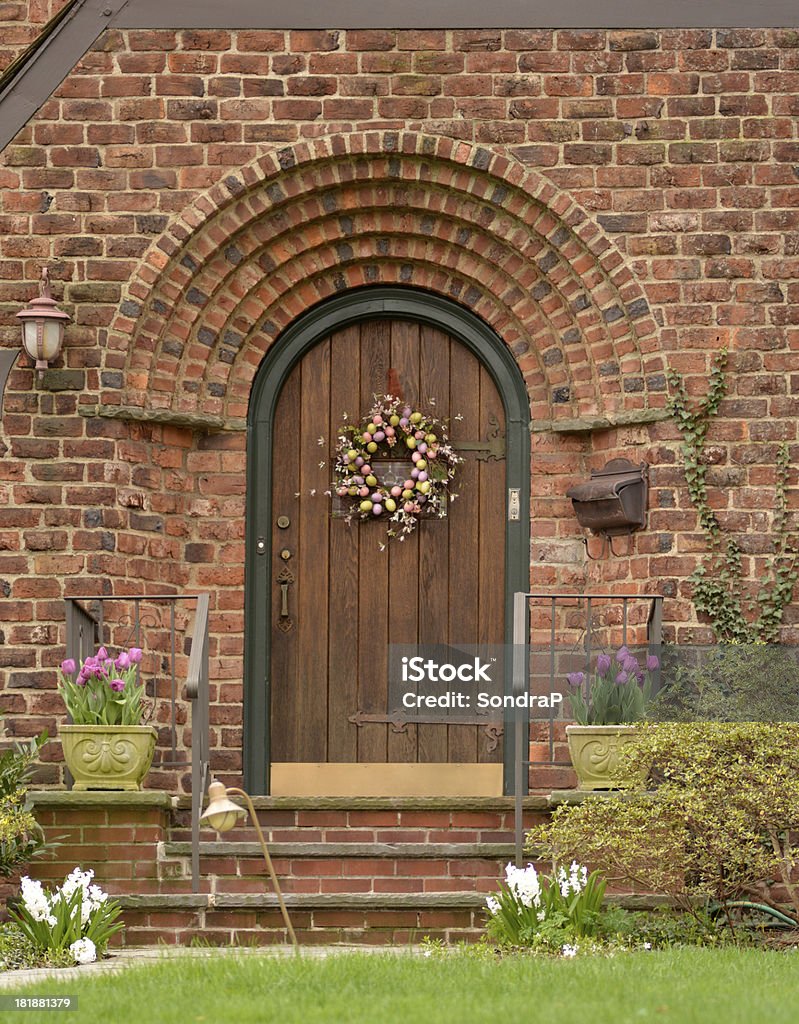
[23,792,587,946]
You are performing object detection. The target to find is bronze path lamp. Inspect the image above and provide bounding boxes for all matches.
[16,267,70,379]
[200,780,299,949]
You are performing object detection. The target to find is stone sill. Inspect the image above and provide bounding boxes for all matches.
[29,790,174,810]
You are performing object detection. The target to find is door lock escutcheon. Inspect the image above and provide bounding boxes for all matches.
[277,515,290,529]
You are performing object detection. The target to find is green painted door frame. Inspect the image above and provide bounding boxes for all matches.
[244,286,531,795]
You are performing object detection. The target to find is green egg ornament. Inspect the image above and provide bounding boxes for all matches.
[367,441,378,453]
[406,437,417,449]
[359,500,373,512]
[385,498,397,513]
[410,412,423,424]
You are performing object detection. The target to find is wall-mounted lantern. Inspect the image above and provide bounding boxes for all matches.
[566,458,648,558]
[16,268,70,379]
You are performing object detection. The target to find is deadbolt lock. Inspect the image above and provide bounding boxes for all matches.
[277,515,290,529]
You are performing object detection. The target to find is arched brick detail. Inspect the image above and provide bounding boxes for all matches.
[108,132,663,426]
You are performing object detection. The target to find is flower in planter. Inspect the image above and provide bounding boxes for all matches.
[567,647,658,726]
[57,647,148,726]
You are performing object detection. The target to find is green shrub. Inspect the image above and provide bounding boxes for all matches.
[651,643,799,723]
[529,723,799,930]
[0,729,48,877]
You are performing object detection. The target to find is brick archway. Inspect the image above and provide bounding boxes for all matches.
[108,131,663,426]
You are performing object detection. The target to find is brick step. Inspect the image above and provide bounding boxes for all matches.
[165,841,517,859]
[116,891,670,948]
[158,840,518,896]
[170,795,553,846]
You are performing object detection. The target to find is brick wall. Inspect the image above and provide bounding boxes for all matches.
[0,27,797,784]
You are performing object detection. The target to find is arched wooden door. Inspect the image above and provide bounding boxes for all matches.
[245,289,530,796]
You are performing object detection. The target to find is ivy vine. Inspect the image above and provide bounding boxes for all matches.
[667,351,797,642]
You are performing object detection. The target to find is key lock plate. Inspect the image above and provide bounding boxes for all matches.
[275,530,294,632]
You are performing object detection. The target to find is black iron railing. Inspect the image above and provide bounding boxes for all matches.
[512,591,664,865]
[65,593,210,892]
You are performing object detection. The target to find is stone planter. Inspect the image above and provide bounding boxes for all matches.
[566,724,638,790]
[60,724,157,791]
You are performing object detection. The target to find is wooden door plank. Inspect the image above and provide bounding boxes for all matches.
[270,362,302,761]
[386,319,421,763]
[295,338,331,761]
[327,325,361,763]
[446,339,481,764]
[356,319,391,763]
[417,324,450,764]
[477,363,506,765]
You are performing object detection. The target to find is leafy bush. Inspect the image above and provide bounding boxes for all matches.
[485,861,607,952]
[0,923,73,971]
[650,643,799,723]
[0,729,48,877]
[10,869,123,964]
[529,723,799,930]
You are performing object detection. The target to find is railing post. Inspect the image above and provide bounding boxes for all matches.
[188,593,210,894]
[512,591,529,867]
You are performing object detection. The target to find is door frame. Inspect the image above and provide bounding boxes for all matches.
[244,286,531,794]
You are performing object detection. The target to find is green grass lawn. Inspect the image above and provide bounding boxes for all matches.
[4,947,799,1024]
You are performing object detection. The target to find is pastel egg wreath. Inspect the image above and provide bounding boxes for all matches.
[334,394,462,538]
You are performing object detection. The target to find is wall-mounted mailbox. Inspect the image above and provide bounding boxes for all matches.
[566,458,648,537]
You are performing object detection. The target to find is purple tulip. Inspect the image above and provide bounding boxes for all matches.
[647,655,660,672]
[615,671,629,685]
[623,656,639,675]
[616,646,629,663]
[97,647,108,661]
[109,678,125,693]
[596,653,612,676]
[60,659,76,675]
[566,671,585,688]
[128,648,143,664]
[116,652,130,669]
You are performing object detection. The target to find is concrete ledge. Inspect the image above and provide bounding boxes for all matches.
[174,795,551,811]
[118,892,673,911]
[164,841,515,859]
[29,790,174,810]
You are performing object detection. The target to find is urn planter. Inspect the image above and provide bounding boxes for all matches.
[566,724,638,791]
[60,724,157,791]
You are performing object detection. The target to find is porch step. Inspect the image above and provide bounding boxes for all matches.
[169,795,552,846]
[165,841,516,859]
[115,891,671,947]
[158,839,520,896]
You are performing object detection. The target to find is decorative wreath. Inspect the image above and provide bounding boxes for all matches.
[333,394,462,538]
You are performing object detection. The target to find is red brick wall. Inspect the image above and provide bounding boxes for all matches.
[0,27,797,784]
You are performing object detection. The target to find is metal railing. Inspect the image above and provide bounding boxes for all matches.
[512,591,664,865]
[65,593,210,892]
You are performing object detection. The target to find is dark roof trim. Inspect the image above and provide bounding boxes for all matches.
[0,0,797,153]
[0,0,128,153]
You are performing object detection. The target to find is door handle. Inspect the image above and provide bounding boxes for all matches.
[276,565,295,631]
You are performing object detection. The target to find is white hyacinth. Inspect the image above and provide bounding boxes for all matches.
[20,877,52,924]
[69,938,97,965]
[503,863,542,910]
[558,860,589,898]
[561,943,579,958]
[485,895,500,915]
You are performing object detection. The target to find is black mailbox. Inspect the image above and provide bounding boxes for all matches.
[566,458,648,537]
